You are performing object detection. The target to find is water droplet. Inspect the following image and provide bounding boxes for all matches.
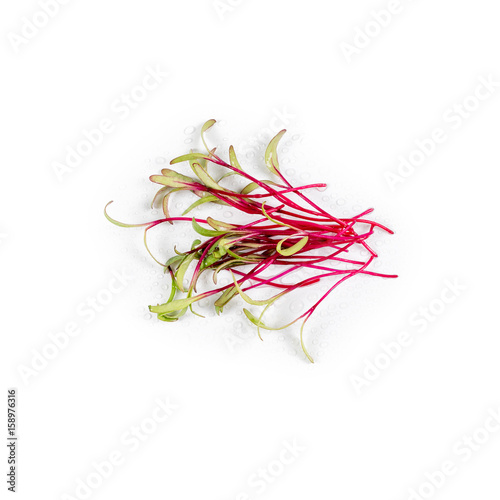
[337,199,345,206]
[184,126,195,135]
[292,134,300,141]
[156,157,167,164]
[223,211,233,218]
[286,168,296,176]
[184,138,193,144]
[144,313,152,320]
[246,151,255,159]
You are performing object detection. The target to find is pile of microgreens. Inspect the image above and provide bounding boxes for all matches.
[105,119,397,362]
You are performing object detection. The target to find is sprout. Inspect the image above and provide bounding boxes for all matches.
[105,120,397,362]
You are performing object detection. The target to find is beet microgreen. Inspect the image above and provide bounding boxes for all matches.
[105,120,397,362]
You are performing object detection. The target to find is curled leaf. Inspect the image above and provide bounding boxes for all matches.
[151,186,169,208]
[229,145,243,171]
[176,252,197,292]
[201,119,217,153]
[192,218,227,237]
[207,217,237,231]
[265,129,286,175]
[182,195,223,215]
[276,236,309,256]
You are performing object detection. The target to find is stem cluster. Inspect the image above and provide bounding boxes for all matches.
[105,120,397,362]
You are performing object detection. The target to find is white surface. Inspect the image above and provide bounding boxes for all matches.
[1,1,500,499]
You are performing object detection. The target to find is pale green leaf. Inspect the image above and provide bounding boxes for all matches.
[192,218,227,237]
[229,145,243,171]
[175,252,197,292]
[265,129,286,175]
[276,236,309,256]
[170,153,209,165]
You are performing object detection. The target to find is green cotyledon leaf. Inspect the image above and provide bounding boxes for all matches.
[170,153,211,165]
[175,252,197,292]
[149,295,204,315]
[182,195,224,215]
[151,186,169,208]
[150,172,197,189]
[214,286,238,314]
[265,129,286,175]
[206,217,237,231]
[191,218,227,237]
[191,162,224,191]
[229,145,243,171]
[201,119,217,153]
[276,236,309,256]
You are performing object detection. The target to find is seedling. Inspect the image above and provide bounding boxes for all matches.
[105,120,397,362]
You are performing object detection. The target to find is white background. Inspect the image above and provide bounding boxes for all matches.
[2,1,500,499]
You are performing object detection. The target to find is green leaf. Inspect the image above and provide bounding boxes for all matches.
[202,119,216,133]
[165,254,185,269]
[207,217,237,231]
[162,188,180,218]
[182,195,221,215]
[170,153,210,165]
[276,236,309,256]
[260,202,300,231]
[151,186,169,208]
[157,307,188,322]
[229,145,243,171]
[192,218,227,237]
[243,308,266,327]
[214,286,237,314]
[175,252,197,292]
[265,129,286,175]
[150,173,196,188]
[201,119,217,153]
[191,162,223,191]
[149,295,202,315]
